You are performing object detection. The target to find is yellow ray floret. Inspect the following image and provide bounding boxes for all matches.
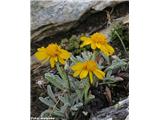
[34,43,70,68]
[80,32,114,56]
[71,60,105,84]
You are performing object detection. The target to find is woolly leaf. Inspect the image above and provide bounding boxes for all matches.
[39,97,55,107]
[71,103,83,111]
[45,73,65,90]
[47,85,57,103]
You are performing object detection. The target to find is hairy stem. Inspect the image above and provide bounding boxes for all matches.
[114,31,128,56]
[56,62,71,95]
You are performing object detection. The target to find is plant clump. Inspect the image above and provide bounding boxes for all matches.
[33,32,128,120]
[110,23,129,57]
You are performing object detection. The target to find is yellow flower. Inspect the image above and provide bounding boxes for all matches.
[71,60,105,84]
[80,32,114,56]
[34,43,70,68]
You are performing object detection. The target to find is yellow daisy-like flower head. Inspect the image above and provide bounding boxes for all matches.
[80,32,114,56]
[71,60,105,84]
[34,43,70,68]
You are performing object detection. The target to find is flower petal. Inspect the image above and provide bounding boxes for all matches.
[60,50,70,59]
[54,57,58,62]
[73,70,81,77]
[96,43,102,48]
[89,72,93,84]
[37,47,46,51]
[71,62,84,71]
[91,43,96,49]
[101,44,114,56]
[58,57,65,64]
[106,44,115,55]
[80,70,88,79]
[80,39,92,48]
[49,57,55,68]
[41,56,50,64]
[34,51,48,61]
[93,69,105,80]
[80,36,90,41]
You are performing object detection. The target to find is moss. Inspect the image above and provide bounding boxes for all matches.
[60,35,90,55]
[109,23,129,57]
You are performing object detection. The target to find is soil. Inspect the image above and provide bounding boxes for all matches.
[77,71,129,119]
[31,65,49,117]
[69,71,129,120]
[31,1,129,118]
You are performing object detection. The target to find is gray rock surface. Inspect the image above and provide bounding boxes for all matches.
[90,98,129,120]
[31,0,128,42]
[100,14,129,40]
[31,0,96,30]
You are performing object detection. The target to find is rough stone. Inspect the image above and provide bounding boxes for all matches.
[31,0,128,42]
[90,97,129,120]
[99,14,129,40]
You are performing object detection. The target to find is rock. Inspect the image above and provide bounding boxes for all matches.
[99,14,129,40]
[31,0,128,42]
[125,115,129,120]
[31,0,95,30]
[90,97,129,120]
[92,0,129,11]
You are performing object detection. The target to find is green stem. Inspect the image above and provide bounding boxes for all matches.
[114,31,128,56]
[66,72,71,95]
[88,76,92,86]
[56,62,71,95]
[104,54,110,65]
[91,50,99,61]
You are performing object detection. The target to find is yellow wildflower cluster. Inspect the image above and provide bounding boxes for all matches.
[71,60,105,84]
[34,43,70,68]
[34,33,114,84]
[80,32,114,56]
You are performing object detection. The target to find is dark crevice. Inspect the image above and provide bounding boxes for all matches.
[31,2,129,55]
